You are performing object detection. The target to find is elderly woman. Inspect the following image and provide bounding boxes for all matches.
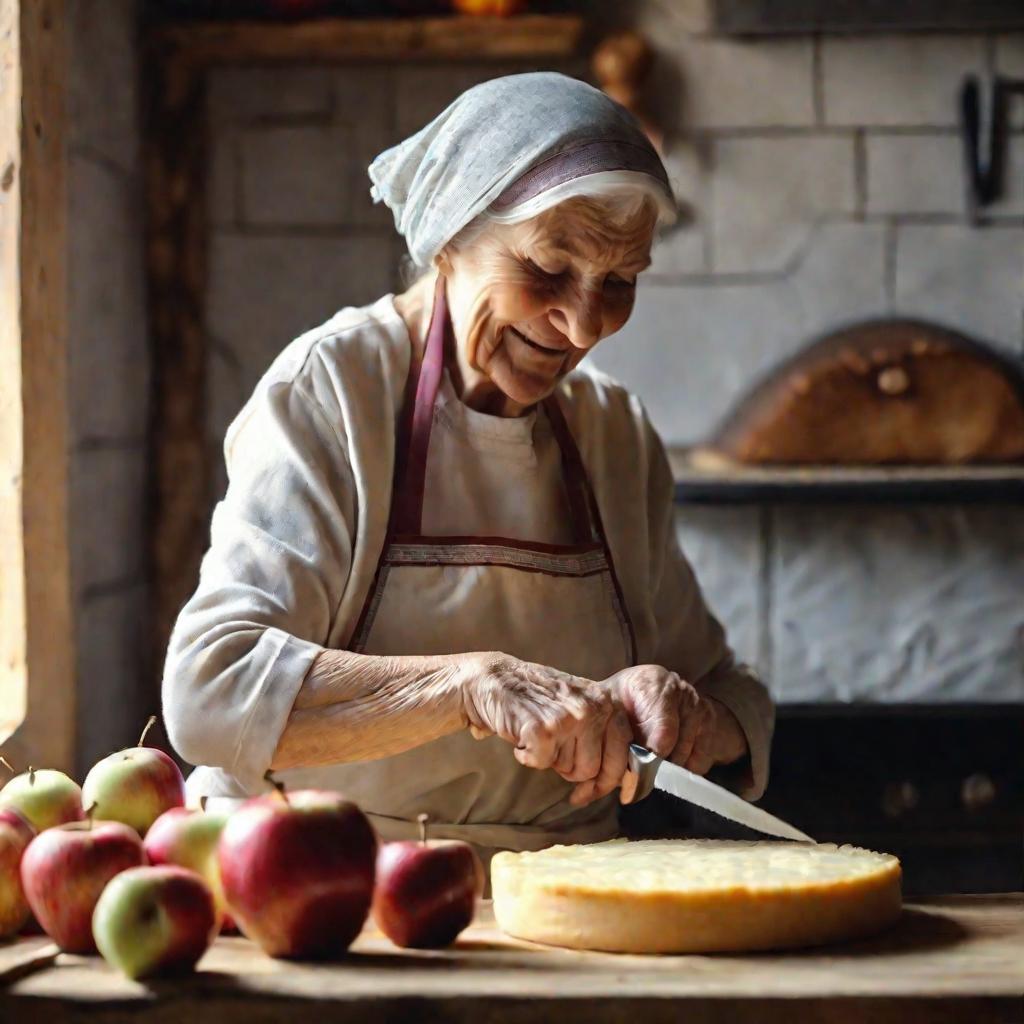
[163,73,774,861]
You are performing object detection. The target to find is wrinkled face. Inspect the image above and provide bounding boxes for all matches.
[440,197,657,416]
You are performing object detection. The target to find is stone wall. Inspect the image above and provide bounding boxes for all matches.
[67,0,151,773]
[585,7,1024,704]
[200,13,1023,704]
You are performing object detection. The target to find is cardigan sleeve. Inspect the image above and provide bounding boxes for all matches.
[640,410,776,801]
[161,378,357,789]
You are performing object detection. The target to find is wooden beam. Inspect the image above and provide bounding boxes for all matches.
[153,14,585,66]
[143,44,210,673]
[0,0,75,772]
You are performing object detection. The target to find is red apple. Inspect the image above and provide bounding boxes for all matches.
[0,766,83,832]
[20,820,145,953]
[145,806,236,931]
[93,866,217,979]
[81,719,185,837]
[0,807,35,938]
[218,789,377,959]
[372,835,484,948]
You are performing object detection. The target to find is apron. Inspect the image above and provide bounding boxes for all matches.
[199,276,638,870]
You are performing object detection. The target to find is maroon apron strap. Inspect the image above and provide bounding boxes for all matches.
[542,394,597,545]
[392,273,448,537]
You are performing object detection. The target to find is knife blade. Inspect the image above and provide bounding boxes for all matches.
[620,744,815,844]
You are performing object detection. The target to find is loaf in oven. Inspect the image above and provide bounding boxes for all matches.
[701,320,1024,465]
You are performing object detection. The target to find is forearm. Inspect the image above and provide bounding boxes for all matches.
[270,648,471,771]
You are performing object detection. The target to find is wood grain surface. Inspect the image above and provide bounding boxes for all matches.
[1,895,1021,1023]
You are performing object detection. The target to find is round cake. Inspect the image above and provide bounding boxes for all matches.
[491,838,902,953]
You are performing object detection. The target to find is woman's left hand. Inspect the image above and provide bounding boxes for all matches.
[568,665,748,805]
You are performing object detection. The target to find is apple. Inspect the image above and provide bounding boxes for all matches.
[371,816,484,948]
[144,806,236,931]
[0,807,35,938]
[218,786,377,959]
[81,717,185,837]
[0,761,83,833]
[20,819,145,953]
[93,866,218,979]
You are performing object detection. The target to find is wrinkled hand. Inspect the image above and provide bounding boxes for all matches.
[459,652,632,806]
[566,665,749,805]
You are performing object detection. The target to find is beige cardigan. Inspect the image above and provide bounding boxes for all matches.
[162,293,775,804]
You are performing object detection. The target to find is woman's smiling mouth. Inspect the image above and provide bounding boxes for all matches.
[506,326,566,358]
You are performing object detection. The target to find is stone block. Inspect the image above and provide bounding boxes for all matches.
[770,506,1024,703]
[865,133,963,215]
[68,155,150,443]
[710,135,857,274]
[676,37,815,129]
[674,506,766,678]
[69,446,147,597]
[866,131,1024,217]
[207,131,238,229]
[894,224,1024,349]
[240,69,394,228]
[207,67,333,125]
[68,0,139,174]
[333,67,397,228]
[994,34,1024,128]
[205,231,396,447]
[75,585,151,774]
[240,123,354,227]
[590,222,887,445]
[649,142,708,276]
[821,35,985,127]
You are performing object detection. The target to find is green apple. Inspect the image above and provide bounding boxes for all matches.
[81,719,185,837]
[93,865,217,979]
[0,767,83,833]
[144,806,236,931]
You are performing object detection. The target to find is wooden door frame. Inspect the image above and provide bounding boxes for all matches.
[0,0,76,772]
[142,14,587,666]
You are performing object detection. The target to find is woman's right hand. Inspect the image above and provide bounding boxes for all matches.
[459,652,632,805]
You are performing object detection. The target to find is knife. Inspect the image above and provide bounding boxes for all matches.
[620,743,816,843]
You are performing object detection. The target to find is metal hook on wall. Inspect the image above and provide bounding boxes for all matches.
[960,74,1024,222]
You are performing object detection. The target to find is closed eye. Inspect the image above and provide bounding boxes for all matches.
[523,257,563,279]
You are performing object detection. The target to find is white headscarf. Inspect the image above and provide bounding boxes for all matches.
[368,72,675,269]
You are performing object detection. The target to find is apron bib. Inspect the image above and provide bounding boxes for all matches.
[318,275,637,857]
[197,277,638,867]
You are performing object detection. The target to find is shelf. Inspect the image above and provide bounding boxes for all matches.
[701,0,1024,35]
[669,449,1024,505]
[152,13,586,64]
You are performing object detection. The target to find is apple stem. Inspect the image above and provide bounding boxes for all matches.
[264,769,289,805]
[85,802,97,830]
[0,756,14,777]
[418,813,429,846]
[200,795,208,812]
[137,715,158,747]
[27,765,35,785]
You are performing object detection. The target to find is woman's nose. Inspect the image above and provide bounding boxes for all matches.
[554,290,603,350]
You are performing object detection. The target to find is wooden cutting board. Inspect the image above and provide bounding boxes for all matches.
[1,895,1021,1023]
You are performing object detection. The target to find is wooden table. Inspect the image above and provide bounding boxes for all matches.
[1,895,1021,1023]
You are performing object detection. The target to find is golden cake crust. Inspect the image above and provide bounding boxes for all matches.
[492,838,903,954]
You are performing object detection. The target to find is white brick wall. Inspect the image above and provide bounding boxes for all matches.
[709,135,857,273]
[821,35,986,127]
[199,21,1024,705]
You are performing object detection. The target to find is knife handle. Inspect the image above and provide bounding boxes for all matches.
[619,744,661,805]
